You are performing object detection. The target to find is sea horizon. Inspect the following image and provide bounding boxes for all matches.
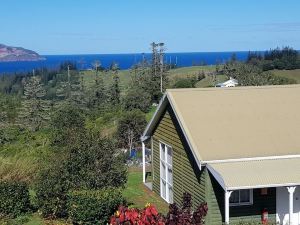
[0,51,252,74]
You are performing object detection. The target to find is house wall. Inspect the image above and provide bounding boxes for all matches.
[151,104,276,224]
[152,105,206,208]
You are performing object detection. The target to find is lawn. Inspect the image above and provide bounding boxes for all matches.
[146,105,157,122]
[272,69,300,83]
[81,65,218,92]
[81,69,132,92]
[123,169,169,214]
[168,65,216,79]
[195,74,227,88]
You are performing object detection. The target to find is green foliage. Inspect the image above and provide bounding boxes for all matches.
[0,74,24,95]
[172,77,198,88]
[116,109,147,151]
[0,215,31,225]
[0,126,19,145]
[68,189,125,225]
[248,47,300,71]
[122,86,152,113]
[108,69,121,106]
[56,69,87,110]
[65,136,128,190]
[90,73,108,112]
[35,135,127,218]
[18,76,50,131]
[50,105,86,148]
[0,94,20,125]
[35,161,70,218]
[0,181,30,218]
[224,62,296,86]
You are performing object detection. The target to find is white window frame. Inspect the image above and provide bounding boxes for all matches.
[230,189,253,206]
[159,141,173,203]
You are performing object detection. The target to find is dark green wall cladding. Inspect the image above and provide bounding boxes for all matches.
[152,105,206,209]
[151,104,277,224]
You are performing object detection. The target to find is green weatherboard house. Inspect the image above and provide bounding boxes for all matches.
[141,85,300,225]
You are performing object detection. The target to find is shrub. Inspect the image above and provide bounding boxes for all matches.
[166,193,208,225]
[50,105,86,148]
[172,77,198,89]
[0,181,30,218]
[35,162,70,218]
[68,189,125,225]
[35,136,127,218]
[110,193,208,225]
[110,204,165,225]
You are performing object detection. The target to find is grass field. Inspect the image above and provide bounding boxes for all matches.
[123,170,169,214]
[82,65,219,92]
[272,69,300,83]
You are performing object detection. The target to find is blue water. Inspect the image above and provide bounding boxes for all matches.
[0,52,249,74]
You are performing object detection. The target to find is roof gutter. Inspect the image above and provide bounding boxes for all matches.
[203,154,300,164]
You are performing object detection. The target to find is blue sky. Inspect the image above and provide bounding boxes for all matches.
[1,0,300,54]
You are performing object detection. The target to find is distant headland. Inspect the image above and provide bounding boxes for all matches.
[0,44,45,62]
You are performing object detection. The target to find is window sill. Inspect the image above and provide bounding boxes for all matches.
[230,202,253,207]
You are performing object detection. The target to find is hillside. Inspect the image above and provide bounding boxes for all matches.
[81,66,300,91]
[0,44,45,62]
[272,69,300,83]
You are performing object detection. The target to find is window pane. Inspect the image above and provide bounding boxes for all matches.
[240,190,250,203]
[160,162,166,180]
[168,185,173,203]
[167,146,172,165]
[161,180,166,199]
[229,191,239,204]
[167,166,173,184]
[160,144,165,161]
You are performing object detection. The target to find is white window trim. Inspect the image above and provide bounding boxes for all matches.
[230,189,253,207]
[159,141,173,203]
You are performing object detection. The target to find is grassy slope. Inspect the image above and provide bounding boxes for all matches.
[123,170,169,214]
[82,69,132,91]
[82,65,220,91]
[271,69,300,83]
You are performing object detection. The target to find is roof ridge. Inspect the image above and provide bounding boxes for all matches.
[166,84,300,92]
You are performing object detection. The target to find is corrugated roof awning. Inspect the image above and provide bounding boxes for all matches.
[207,157,300,191]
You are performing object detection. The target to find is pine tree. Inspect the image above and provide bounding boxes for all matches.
[92,70,107,112]
[56,66,87,110]
[18,76,50,131]
[109,62,120,106]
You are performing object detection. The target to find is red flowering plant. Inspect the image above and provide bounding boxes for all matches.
[110,203,166,225]
[110,193,208,225]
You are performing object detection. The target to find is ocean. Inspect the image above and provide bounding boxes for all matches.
[0,52,250,74]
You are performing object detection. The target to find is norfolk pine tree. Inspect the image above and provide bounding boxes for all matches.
[18,76,50,131]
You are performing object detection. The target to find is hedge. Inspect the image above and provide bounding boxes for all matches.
[0,181,30,217]
[67,189,125,225]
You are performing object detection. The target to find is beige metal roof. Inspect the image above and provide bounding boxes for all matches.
[167,85,300,161]
[207,157,300,190]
